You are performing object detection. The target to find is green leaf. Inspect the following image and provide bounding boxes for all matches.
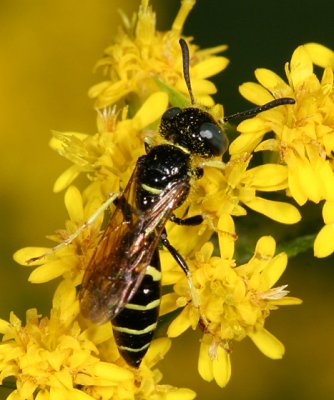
[277,234,316,258]
[153,77,189,108]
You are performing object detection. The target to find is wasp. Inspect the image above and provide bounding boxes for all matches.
[28,39,295,368]
[78,39,295,367]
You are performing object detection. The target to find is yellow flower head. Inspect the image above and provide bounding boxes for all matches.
[0,281,134,400]
[50,92,168,194]
[88,0,228,109]
[161,215,301,387]
[194,155,301,226]
[0,281,195,400]
[14,186,102,285]
[231,45,334,206]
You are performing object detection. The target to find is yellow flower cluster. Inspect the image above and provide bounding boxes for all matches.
[5,0,334,398]
[232,42,334,257]
[161,216,301,387]
[0,281,195,400]
[88,0,228,109]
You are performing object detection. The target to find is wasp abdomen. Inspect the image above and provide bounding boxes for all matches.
[112,250,161,367]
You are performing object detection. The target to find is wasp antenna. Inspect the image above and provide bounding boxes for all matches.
[179,38,195,105]
[223,97,295,122]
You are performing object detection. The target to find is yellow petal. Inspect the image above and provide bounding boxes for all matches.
[271,296,303,306]
[314,224,334,258]
[217,214,235,259]
[144,337,172,367]
[229,130,265,155]
[160,293,180,315]
[293,157,322,204]
[80,321,112,344]
[165,388,196,400]
[198,340,213,382]
[323,131,334,155]
[192,56,229,79]
[212,346,231,388]
[288,164,307,205]
[261,253,288,289]
[133,92,168,129]
[88,80,111,98]
[53,370,73,389]
[53,166,81,193]
[13,247,51,266]
[72,388,96,400]
[255,138,279,152]
[28,260,70,283]
[304,43,334,69]
[167,307,191,337]
[83,362,133,382]
[91,80,132,108]
[289,46,313,87]
[243,164,288,191]
[255,236,276,258]
[322,200,334,224]
[50,131,87,151]
[65,186,83,223]
[307,146,334,200]
[248,328,285,359]
[19,379,37,399]
[35,390,49,400]
[237,116,268,133]
[53,280,77,313]
[49,387,65,400]
[195,94,214,108]
[316,162,334,201]
[239,82,274,105]
[244,197,301,224]
[177,78,217,96]
[255,68,290,94]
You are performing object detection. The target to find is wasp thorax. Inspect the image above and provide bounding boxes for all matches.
[160,107,228,158]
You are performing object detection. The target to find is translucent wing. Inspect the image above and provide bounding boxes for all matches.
[79,163,189,324]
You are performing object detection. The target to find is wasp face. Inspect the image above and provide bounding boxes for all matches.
[159,107,229,158]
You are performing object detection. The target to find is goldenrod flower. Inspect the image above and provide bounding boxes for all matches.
[0,281,195,400]
[161,215,301,387]
[194,155,301,226]
[14,186,102,285]
[50,92,168,194]
[160,154,301,272]
[231,45,334,206]
[89,0,228,109]
[0,281,134,400]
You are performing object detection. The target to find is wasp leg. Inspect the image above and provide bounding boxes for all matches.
[160,231,209,326]
[160,231,199,308]
[27,192,119,263]
[170,214,203,226]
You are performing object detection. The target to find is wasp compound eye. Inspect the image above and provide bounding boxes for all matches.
[199,122,228,157]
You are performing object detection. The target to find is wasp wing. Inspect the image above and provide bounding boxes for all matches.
[79,163,189,324]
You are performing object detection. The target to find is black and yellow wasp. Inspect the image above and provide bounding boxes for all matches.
[28,39,294,368]
[78,39,294,367]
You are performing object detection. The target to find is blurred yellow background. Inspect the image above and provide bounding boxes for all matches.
[1,0,334,399]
